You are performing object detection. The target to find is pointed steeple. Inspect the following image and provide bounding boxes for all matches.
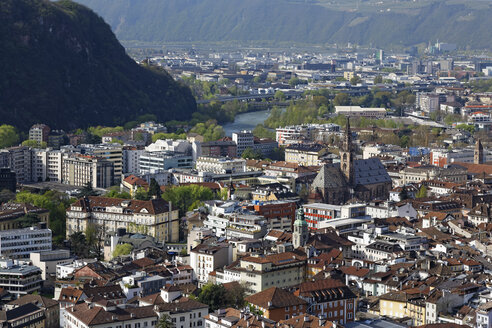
[343,117,352,152]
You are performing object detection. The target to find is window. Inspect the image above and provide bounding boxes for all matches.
[180,317,185,322]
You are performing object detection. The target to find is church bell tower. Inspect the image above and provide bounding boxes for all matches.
[475,139,484,165]
[340,117,354,185]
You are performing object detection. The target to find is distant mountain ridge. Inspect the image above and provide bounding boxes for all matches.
[74,0,492,49]
[0,0,196,131]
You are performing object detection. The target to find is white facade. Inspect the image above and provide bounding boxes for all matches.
[0,227,51,259]
[195,157,246,174]
[145,139,191,154]
[123,148,145,174]
[232,130,254,156]
[30,249,72,280]
[190,243,232,284]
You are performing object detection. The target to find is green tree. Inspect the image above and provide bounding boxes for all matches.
[21,140,47,148]
[148,178,162,198]
[69,232,88,257]
[253,124,275,139]
[333,93,351,106]
[350,75,362,85]
[416,185,427,198]
[85,223,103,259]
[373,75,383,84]
[241,147,262,160]
[17,213,40,228]
[106,188,131,199]
[135,188,150,201]
[274,90,286,101]
[162,185,214,217]
[0,125,19,149]
[198,283,228,311]
[0,189,15,204]
[156,314,175,328]
[113,243,133,258]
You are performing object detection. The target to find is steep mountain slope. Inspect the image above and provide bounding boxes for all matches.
[0,0,196,131]
[75,0,492,49]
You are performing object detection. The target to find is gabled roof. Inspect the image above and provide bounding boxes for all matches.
[353,158,392,185]
[311,165,346,189]
[8,294,58,308]
[245,287,307,309]
[71,196,172,215]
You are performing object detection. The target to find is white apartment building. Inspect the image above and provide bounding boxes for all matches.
[31,149,63,182]
[62,155,114,188]
[232,130,254,156]
[0,226,52,259]
[139,151,193,173]
[66,196,180,243]
[195,156,246,174]
[190,243,232,284]
[122,147,145,174]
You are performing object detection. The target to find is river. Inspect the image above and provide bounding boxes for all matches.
[223,109,271,136]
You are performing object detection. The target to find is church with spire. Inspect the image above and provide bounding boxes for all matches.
[309,117,392,204]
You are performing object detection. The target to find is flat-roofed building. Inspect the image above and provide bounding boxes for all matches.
[0,226,51,259]
[335,106,387,118]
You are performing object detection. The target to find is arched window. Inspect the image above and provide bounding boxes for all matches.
[342,163,347,172]
[343,153,347,161]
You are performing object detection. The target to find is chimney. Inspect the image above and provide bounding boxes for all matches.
[267,301,272,308]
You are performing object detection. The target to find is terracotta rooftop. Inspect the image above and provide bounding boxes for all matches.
[245,287,307,309]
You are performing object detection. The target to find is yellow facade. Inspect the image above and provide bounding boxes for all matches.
[379,298,426,326]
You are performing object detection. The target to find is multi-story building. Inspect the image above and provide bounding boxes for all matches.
[195,156,246,174]
[253,138,278,157]
[0,226,51,259]
[296,279,357,325]
[66,196,180,243]
[246,287,308,321]
[190,243,232,284]
[31,149,63,182]
[0,203,50,231]
[0,259,43,296]
[417,92,440,113]
[398,166,467,185]
[242,200,297,228]
[285,144,327,166]
[232,130,254,156]
[29,124,50,143]
[6,295,59,328]
[303,203,366,230]
[5,146,32,183]
[335,106,387,118]
[122,146,145,174]
[379,291,426,326]
[62,155,114,188]
[0,303,45,328]
[225,214,268,240]
[30,249,73,281]
[200,140,237,158]
[139,151,193,173]
[79,144,123,182]
[0,168,16,192]
[430,147,492,167]
[229,252,306,294]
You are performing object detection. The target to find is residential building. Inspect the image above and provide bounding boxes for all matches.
[0,303,45,328]
[253,138,278,157]
[200,140,237,158]
[417,92,440,113]
[231,252,306,294]
[303,203,366,230]
[295,279,357,325]
[122,146,145,174]
[64,303,158,328]
[6,295,59,328]
[232,130,254,156]
[0,226,51,259]
[0,259,42,296]
[379,291,426,326]
[139,151,193,173]
[225,214,268,240]
[285,144,327,166]
[398,166,467,185]
[190,243,232,284]
[78,144,123,182]
[5,146,32,183]
[0,203,50,231]
[120,174,149,197]
[29,124,50,143]
[245,287,307,321]
[0,168,16,192]
[62,155,114,188]
[196,157,246,174]
[66,196,180,243]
